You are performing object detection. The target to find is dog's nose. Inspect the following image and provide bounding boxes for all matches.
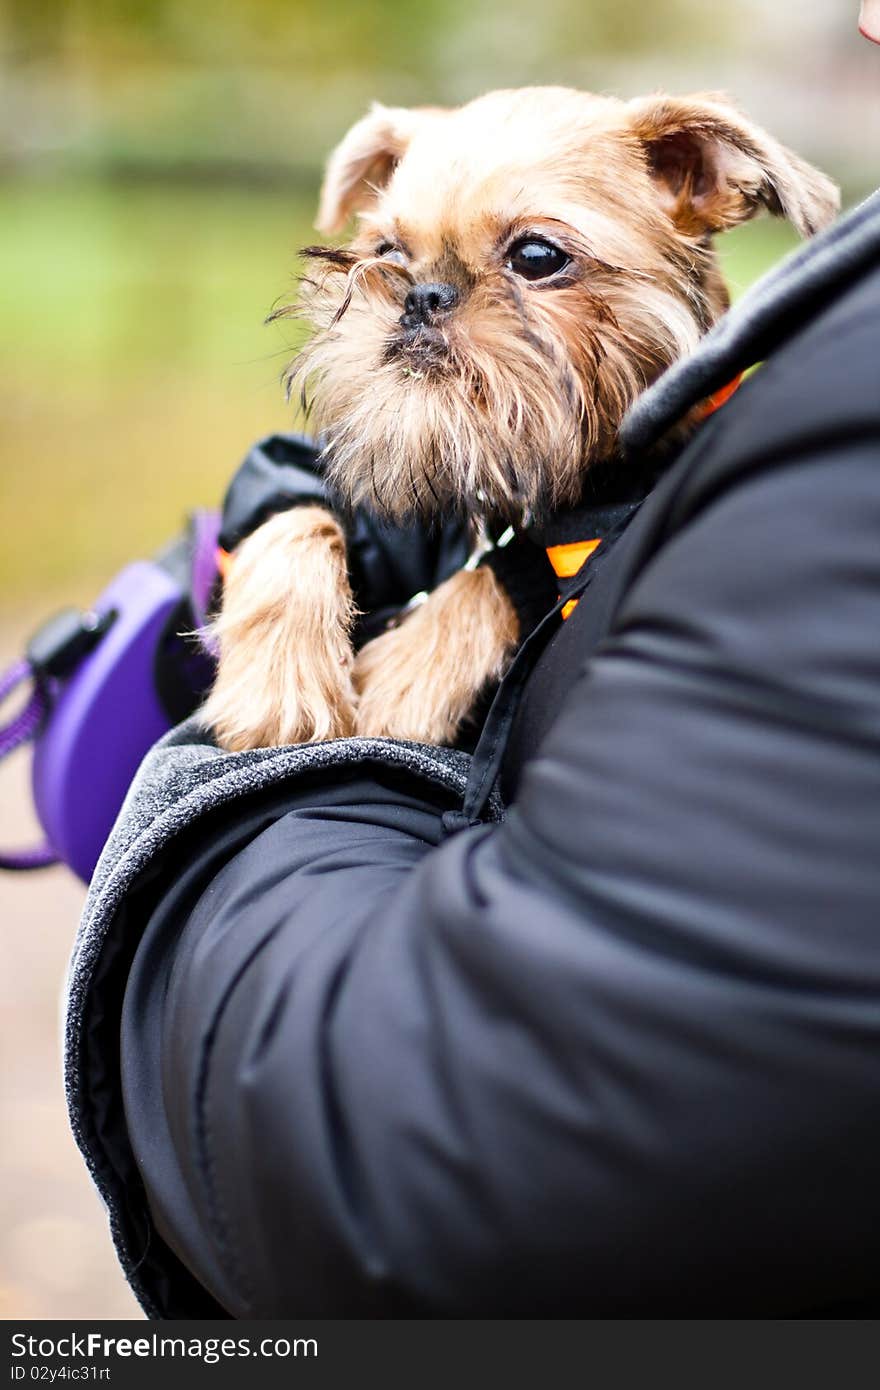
[400,282,459,329]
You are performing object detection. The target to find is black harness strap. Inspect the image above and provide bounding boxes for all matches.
[441,501,644,836]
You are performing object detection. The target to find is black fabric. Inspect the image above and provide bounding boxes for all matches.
[217,431,469,641]
[218,433,328,551]
[110,255,880,1316]
[346,507,469,646]
[465,506,644,827]
[500,494,656,800]
[89,792,310,1320]
[482,536,558,638]
[525,445,671,550]
[120,771,464,1316]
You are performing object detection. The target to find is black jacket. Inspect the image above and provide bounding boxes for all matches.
[68,194,880,1317]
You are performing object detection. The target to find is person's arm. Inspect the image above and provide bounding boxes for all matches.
[123,310,880,1317]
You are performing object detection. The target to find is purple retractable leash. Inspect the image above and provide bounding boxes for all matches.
[0,511,220,883]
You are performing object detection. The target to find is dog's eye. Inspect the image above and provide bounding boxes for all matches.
[506,238,569,281]
[375,242,407,267]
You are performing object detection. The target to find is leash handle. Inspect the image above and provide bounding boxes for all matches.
[1,606,117,872]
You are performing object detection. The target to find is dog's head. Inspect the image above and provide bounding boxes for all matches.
[281,87,838,524]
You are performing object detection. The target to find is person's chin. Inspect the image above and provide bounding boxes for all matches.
[859,1,880,43]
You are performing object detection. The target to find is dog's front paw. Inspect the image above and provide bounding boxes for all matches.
[353,566,519,745]
[201,506,357,751]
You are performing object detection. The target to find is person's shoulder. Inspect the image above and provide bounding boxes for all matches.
[643,216,880,538]
[687,254,880,496]
[602,231,880,626]
[621,189,880,458]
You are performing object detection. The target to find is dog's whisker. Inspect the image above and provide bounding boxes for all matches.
[329,289,355,327]
[266,302,311,326]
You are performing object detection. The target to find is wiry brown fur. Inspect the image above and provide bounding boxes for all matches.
[205,87,838,751]
[202,507,357,750]
[353,566,520,743]
[286,245,699,524]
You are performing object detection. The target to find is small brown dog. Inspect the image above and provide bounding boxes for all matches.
[203,87,838,752]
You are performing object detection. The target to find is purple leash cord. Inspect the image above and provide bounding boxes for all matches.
[0,658,58,869]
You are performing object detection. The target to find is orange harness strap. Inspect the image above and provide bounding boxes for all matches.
[696,371,743,420]
[545,539,602,619]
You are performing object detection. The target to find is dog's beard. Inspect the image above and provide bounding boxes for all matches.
[282,254,704,525]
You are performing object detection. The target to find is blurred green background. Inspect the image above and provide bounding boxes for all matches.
[1,0,877,616]
[0,0,877,1323]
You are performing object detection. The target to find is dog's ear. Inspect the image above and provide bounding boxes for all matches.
[628,93,839,238]
[316,103,424,235]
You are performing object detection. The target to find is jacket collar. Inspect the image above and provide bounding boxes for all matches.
[619,189,880,459]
